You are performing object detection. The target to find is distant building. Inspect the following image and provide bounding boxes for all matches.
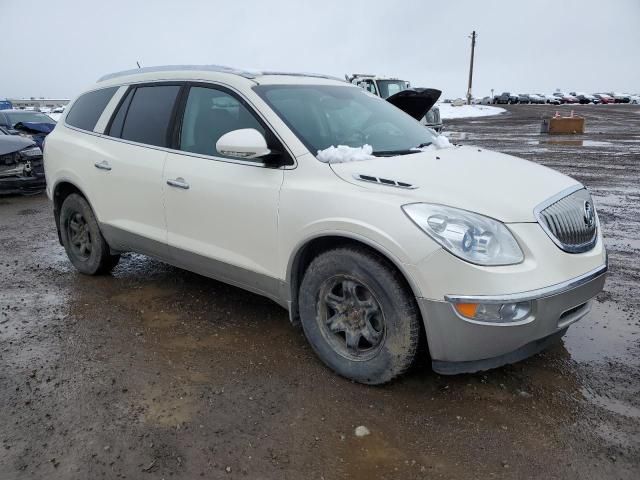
[8,97,70,110]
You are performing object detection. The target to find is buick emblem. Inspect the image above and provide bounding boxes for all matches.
[583,201,595,228]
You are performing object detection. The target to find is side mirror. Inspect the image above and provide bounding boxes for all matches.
[215,128,271,159]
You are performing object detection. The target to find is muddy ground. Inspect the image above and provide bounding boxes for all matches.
[1,104,638,479]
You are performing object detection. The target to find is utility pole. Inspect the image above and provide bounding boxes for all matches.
[466,31,477,105]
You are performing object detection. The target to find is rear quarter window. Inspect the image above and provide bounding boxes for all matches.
[66,87,118,131]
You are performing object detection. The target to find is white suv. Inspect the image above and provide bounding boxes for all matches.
[44,65,607,384]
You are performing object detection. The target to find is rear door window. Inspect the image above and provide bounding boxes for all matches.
[111,85,180,147]
[65,87,118,131]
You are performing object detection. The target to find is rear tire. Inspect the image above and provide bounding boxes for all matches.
[59,193,120,275]
[298,247,420,385]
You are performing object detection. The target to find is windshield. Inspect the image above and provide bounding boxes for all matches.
[254,84,436,156]
[6,111,55,127]
[376,80,408,99]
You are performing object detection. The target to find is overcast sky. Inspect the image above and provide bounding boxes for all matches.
[1,0,639,99]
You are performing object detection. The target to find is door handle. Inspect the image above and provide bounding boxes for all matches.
[94,160,112,171]
[166,177,190,190]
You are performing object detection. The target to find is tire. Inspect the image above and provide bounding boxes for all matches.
[59,193,120,275]
[298,247,420,385]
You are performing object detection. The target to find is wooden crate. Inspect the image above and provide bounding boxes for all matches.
[541,116,585,134]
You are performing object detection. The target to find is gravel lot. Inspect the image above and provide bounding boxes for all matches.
[1,104,638,479]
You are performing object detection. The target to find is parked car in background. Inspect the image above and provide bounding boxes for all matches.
[538,94,560,105]
[44,65,607,384]
[517,94,531,104]
[480,96,492,105]
[0,127,45,194]
[609,92,630,103]
[527,94,545,104]
[494,92,518,104]
[0,99,13,110]
[0,109,56,149]
[347,74,443,132]
[553,92,578,104]
[629,95,640,104]
[570,92,599,104]
[593,93,615,104]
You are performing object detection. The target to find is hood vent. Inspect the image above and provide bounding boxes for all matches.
[353,174,418,189]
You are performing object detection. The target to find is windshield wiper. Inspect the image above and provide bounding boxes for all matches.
[372,149,420,157]
[414,142,432,148]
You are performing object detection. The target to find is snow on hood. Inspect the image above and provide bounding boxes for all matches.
[317,136,452,163]
[329,145,579,222]
[316,144,375,163]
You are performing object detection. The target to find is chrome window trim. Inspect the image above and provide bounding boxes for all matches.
[445,261,607,304]
[533,184,598,253]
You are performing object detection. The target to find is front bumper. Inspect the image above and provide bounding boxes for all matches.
[0,172,46,195]
[418,263,607,374]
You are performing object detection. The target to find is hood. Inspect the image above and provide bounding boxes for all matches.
[386,88,441,120]
[0,135,36,155]
[13,122,56,134]
[329,145,579,223]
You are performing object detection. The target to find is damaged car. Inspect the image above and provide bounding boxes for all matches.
[0,129,45,194]
[0,109,56,149]
[45,65,607,385]
[346,74,443,132]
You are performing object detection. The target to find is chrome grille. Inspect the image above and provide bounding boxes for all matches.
[535,187,597,253]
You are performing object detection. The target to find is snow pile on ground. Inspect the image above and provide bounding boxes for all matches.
[438,103,505,119]
[317,144,375,163]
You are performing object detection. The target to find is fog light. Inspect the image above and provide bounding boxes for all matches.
[454,301,531,323]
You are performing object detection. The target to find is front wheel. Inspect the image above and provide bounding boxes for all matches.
[59,193,120,275]
[298,247,420,385]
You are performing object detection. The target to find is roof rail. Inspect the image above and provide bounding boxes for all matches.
[97,64,260,82]
[97,64,345,83]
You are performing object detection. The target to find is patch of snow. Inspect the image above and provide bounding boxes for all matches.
[412,135,452,152]
[439,103,506,120]
[432,135,452,149]
[316,144,375,163]
[355,425,370,437]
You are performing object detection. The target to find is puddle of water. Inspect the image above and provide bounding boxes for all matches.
[527,139,613,147]
[444,131,468,141]
[563,300,639,366]
[581,388,640,419]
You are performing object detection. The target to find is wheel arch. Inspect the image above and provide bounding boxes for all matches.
[285,233,423,324]
[52,179,94,245]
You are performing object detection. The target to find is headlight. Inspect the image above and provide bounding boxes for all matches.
[402,203,524,265]
[19,146,42,158]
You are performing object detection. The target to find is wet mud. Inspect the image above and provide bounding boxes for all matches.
[1,104,638,479]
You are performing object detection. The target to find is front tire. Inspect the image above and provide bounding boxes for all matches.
[298,247,420,385]
[59,193,120,275]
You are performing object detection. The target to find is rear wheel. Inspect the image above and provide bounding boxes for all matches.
[59,193,120,275]
[298,247,420,385]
